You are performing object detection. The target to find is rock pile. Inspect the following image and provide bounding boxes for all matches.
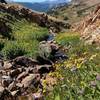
[0,56,53,99]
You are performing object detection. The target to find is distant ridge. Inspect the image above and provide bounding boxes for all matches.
[16,0,69,12]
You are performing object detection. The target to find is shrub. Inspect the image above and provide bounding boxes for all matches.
[2,41,26,59]
[12,20,49,41]
[1,40,39,59]
[22,40,39,58]
[55,32,80,46]
[63,16,69,20]
[0,40,5,51]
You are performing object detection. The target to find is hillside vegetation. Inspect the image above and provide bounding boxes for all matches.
[0,7,48,59]
[45,32,100,99]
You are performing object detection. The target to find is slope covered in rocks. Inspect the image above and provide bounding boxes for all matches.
[75,6,100,45]
[48,0,100,24]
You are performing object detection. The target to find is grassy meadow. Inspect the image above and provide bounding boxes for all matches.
[44,32,100,100]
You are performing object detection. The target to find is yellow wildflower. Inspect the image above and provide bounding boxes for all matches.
[80,81,86,88]
[90,54,97,60]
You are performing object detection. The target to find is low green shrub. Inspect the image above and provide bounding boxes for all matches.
[12,20,48,41]
[55,32,80,46]
[1,40,39,59]
[2,41,26,59]
[63,16,69,20]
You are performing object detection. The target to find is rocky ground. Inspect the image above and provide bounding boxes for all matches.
[0,56,53,99]
[0,37,67,100]
[74,5,100,45]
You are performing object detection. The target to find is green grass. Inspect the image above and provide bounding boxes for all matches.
[0,12,48,59]
[45,32,100,100]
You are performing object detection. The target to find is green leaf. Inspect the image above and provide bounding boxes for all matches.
[55,94,60,100]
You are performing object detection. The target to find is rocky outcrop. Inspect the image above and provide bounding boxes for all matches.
[74,5,100,45]
[0,18,12,39]
[80,6,100,45]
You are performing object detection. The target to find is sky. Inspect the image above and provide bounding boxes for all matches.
[12,0,45,2]
[10,0,71,3]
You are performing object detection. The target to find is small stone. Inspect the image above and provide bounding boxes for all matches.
[37,65,53,74]
[8,82,15,91]
[96,74,100,81]
[32,93,43,100]
[10,68,22,78]
[2,76,12,87]
[70,67,77,72]
[16,71,28,81]
[78,89,85,95]
[16,83,23,88]
[21,74,40,88]
[0,86,4,97]
[11,90,20,96]
[2,75,11,80]
[0,60,4,69]
[4,61,12,69]
[90,81,97,87]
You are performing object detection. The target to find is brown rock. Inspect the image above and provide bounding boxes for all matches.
[10,68,23,78]
[37,65,53,74]
[21,74,40,88]
[8,81,16,91]
[0,89,13,100]
[11,90,20,96]
[13,56,39,67]
[0,60,4,69]
[0,19,12,39]
[16,83,23,88]
[4,61,12,69]
[16,71,28,81]
[76,5,100,45]
[2,75,12,87]
[0,86,4,97]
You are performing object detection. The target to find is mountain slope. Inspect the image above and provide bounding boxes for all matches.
[48,0,100,23]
